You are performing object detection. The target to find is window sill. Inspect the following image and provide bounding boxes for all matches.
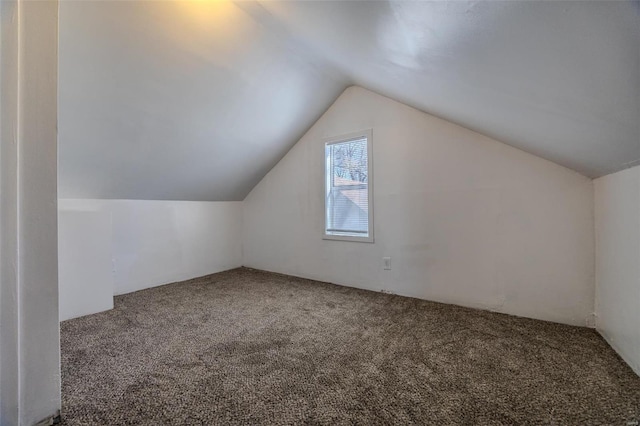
[323,233,374,243]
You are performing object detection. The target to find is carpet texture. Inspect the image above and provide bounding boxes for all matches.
[61,268,640,425]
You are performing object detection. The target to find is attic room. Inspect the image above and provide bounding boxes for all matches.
[0,0,639,424]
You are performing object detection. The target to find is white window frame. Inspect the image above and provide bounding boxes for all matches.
[323,129,374,243]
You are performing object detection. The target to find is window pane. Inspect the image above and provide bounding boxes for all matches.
[331,139,368,186]
[326,137,369,236]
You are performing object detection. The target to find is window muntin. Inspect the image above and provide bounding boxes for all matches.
[324,130,373,242]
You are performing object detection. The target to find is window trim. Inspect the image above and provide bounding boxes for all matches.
[323,129,374,243]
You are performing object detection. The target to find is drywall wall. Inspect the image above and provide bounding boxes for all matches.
[58,199,242,299]
[1,2,21,423]
[595,165,640,375]
[58,209,114,321]
[0,0,60,424]
[243,86,595,326]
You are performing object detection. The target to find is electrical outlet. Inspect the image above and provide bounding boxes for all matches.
[383,257,391,270]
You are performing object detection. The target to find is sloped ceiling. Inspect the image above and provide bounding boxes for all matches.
[58,1,349,200]
[58,0,640,201]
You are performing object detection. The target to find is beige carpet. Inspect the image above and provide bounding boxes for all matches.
[61,268,640,425]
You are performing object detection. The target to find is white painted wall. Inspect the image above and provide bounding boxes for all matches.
[595,165,640,376]
[1,2,21,423]
[243,86,595,326]
[58,199,242,306]
[0,0,60,424]
[58,209,114,321]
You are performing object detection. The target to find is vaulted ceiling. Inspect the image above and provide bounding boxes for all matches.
[58,0,640,201]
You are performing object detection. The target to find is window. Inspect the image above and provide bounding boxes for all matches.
[324,130,373,242]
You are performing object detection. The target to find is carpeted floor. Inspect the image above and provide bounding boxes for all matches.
[61,268,640,425]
